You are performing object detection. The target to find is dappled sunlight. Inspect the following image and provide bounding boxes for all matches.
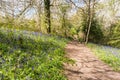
[0,29,68,80]
[0,0,120,80]
[64,41,120,80]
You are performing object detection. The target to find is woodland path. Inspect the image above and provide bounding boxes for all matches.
[64,41,120,80]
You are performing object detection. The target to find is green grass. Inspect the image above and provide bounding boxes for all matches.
[87,43,120,72]
[0,29,69,80]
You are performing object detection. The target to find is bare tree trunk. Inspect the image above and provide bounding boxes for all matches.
[62,13,67,37]
[85,0,95,44]
[36,4,42,32]
[85,16,92,44]
[44,0,51,33]
[36,12,41,31]
[85,0,91,44]
[84,14,89,42]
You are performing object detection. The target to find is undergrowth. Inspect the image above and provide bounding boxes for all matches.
[0,28,70,80]
[87,43,120,72]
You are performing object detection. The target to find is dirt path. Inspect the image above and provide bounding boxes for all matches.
[64,41,120,80]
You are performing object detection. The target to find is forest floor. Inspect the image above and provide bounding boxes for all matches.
[64,41,120,80]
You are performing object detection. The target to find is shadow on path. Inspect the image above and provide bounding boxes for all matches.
[64,41,120,80]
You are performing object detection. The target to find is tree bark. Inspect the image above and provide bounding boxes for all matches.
[44,0,51,33]
[85,0,95,44]
[85,0,91,44]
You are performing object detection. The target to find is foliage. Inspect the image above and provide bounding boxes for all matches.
[0,28,69,80]
[82,18,104,43]
[0,19,40,32]
[107,21,120,48]
[87,43,120,71]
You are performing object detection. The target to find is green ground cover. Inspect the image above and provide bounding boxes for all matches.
[87,43,120,72]
[0,28,69,80]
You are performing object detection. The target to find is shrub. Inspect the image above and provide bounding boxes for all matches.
[82,18,104,43]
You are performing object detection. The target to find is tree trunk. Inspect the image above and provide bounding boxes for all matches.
[36,6,42,32]
[62,13,67,37]
[85,0,91,44]
[44,0,51,33]
[85,15,92,44]
[85,0,95,44]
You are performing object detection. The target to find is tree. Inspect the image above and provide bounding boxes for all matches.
[44,0,51,33]
[69,0,97,44]
[60,4,70,37]
[85,0,96,44]
[34,0,43,31]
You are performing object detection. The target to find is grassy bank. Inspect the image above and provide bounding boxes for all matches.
[0,28,68,80]
[87,43,120,72]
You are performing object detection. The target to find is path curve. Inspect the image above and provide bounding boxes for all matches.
[64,41,120,80]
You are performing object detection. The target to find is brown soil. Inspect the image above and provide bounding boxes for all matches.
[64,41,120,80]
